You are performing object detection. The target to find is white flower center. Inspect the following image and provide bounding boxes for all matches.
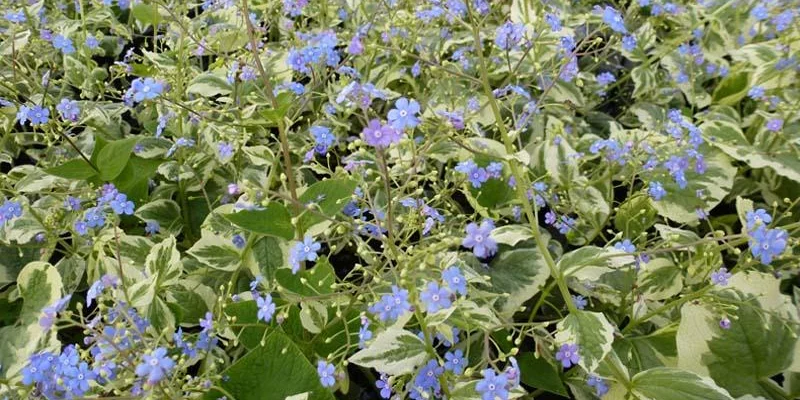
[399,110,408,117]
[475,235,483,243]
[432,294,440,301]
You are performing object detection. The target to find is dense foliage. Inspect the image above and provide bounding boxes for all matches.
[1,0,799,399]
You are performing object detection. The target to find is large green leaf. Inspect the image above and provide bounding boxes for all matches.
[486,247,550,316]
[243,236,285,281]
[205,331,334,400]
[187,72,233,97]
[135,199,183,236]
[224,203,294,240]
[711,71,750,106]
[614,194,657,239]
[145,236,182,287]
[96,137,138,181]
[0,244,39,285]
[614,327,677,374]
[630,368,733,400]
[45,158,97,180]
[555,311,615,372]
[187,231,243,271]
[517,353,568,396]
[348,327,428,375]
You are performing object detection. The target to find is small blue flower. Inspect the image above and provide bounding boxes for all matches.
[555,343,580,368]
[444,349,467,374]
[56,98,80,122]
[369,285,411,322]
[648,181,666,200]
[387,97,421,131]
[749,226,788,265]
[85,35,100,49]
[545,13,562,32]
[128,77,164,103]
[414,360,443,392]
[748,85,765,99]
[765,118,783,132]
[84,206,106,228]
[53,34,76,54]
[595,5,627,34]
[4,10,26,23]
[463,219,497,258]
[376,374,392,398]
[442,266,467,296]
[289,234,321,273]
[256,294,276,322]
[110,193,134,215]
[232,234,246,249]
[317,361,336,388]
[587,375,609,397]
[358,321,372,349]
[572,295,587,310]
[596,72,616,86]
[420,281,452,313]
[745,209,772,230]
[135,347,174,385]
[614,239,636,253]
[710,267,732,286]
[218,142,234,160]
[145,220,160,235]
[495,21,526,50]
[476,369,509,400]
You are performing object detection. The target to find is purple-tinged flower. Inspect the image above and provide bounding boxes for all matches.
[128,77,164,103]
[420,282,452,313]
[110,193,134,215]
[596,72,616,86]
[376,374,392,398]
[347,35,364,55]
[710,267,732,286]
[749,226,788,264]
[388,97,421,131]
[84,206,106,228]
[555,343,580,368]
[200,311,213,331]
[311,125,336,155]
[745,209,772,230]
[19,105,50,126]
[587,375,609,397]
[495,21,526,50]
[622,35,637,52]
[719,317,731,329]
[4,10,26,23]
[56,98,80,122]
[748,85,765,100]
[218,142,234,161]
[594,5,627,33]
[476,369,509,400]
[145,220,160,235]
[572,295,587,310]
[317,361,336,388]
[256,294,276,322]
[444,349,467,374]
[135,347,174,385]
[545,13,562,32]
[358,320,372,348]
[455,160,490,188]
[39,295,71,331]
[368,285,411,322]
[442,266,467,296]
[648,181,666,200]
[750,4,769,21]
[463,219,497,258]
[289,234,321,274]
[765,118,783,132]
[85,35,100,49]
[362,119,402,148]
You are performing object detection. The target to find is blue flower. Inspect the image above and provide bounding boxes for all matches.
[135,347,174,385]
[749,226,788,265]
[218,142,234,161]
[369,285,411,322]
[85,35,100,49]
[648,181,666,200]
[289,234,321,273]
[110,193,134,215]
[18,105,50,126]
[596,72,616,86]
[463,219,497,258]
[53,34,76,54]
[476,369,509,400]
[772,10,794,32]
[200,311,213,331]
[545,13,562,32]
[311,125,336,155]
[414,360,443,392]
[387,97,421,131]
[56,98,80,122]
[455,160,490,188]
[145,220,160,235]
[362,119,402,148]
[420,282,452,313]
[595,5,627,34]
[747,85,765,99]
[317,361,336,388]
[710,267,732,286]
[444,349,467,374]
[572,295,587,310]
[4,10,26,23]
[376,374,392,398]
[587,375,609,397]
[84,206,106,228]
[495,21,526,50]
[442,266,467,296]
[166,137,195,157]
[256,294,276,322]
[614,239,636,253]
[745,209,772,230]
[129,77,164,103]
[555,343,580,368]
[766,118,783,132]
[358,321,372,348]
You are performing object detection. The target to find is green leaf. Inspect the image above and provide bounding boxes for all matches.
[486,247,550,316]
[55,256,86,295]
[187,73,233,97]
[614,327,678,374]
[712,71,750,106]
[261,92,294,124]
[45,158,97,180]
[97,137,138,181]
[224,300,269,350]
[131,2,167,26]
[224,203,294,241]
[615,194,657,239]
[113,156,161,203]
[0,244,39,285]
[297,178,357,230]
[632,64,657,98]
[275,258,336,300]
[348,327,428,375]
[636,258,683,301]
[243,236,285,281]
[167,280,215,325]
[206,331,334,400]
[677,282,797,398]
[651,147,736,225]
[145,236,182,287]
[702,119,800,183]
[299,300,328,334]
[517,353,568,396]
[490,225,533,247]
[630,368,733,400]
[187,231,242,271]
[448,300,501,331]
[135,199,183,236]
[555,311,615,372]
